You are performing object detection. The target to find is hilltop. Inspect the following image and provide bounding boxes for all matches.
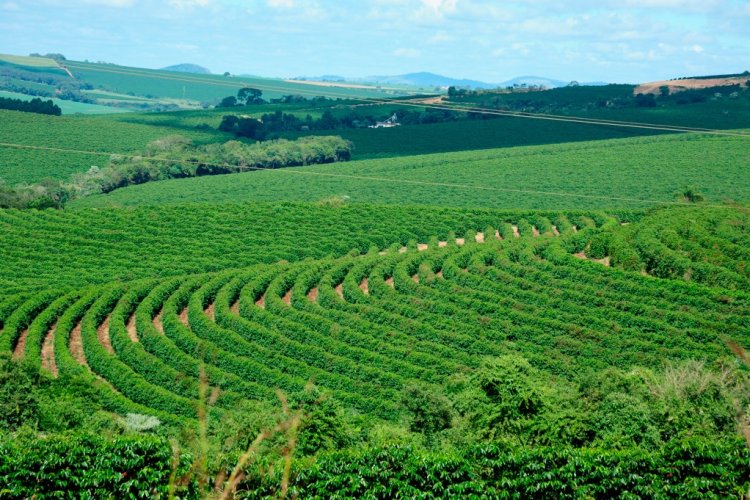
[161,63,211,74]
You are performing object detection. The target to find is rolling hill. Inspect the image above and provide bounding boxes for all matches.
[72,133,750,210]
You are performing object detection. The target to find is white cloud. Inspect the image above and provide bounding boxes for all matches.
[393,47,421,57]
[417,0,458,18]
[1,2,20,10]
[267,0,295,7]
[168,0,212,8]
[621,0,718,8]
[428,31,455,43]
[80,0,135,6]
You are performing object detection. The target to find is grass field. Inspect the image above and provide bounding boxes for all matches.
[72,133,750,210]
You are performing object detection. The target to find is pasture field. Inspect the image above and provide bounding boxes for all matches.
[73,132,750,210]
[2,203,750,495]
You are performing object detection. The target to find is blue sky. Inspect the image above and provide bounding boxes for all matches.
[1,0,748,83]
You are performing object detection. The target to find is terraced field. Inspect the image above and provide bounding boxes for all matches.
[3,205,748,428]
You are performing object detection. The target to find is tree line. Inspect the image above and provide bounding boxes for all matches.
[0,65,95,104]
[219,106,489,140]
[0,96,61,115]
[0,134,352,209]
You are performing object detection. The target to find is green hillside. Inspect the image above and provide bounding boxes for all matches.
[63,60,407,102]
[73,133,750,210]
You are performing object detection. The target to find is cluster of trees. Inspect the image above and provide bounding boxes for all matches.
[28,52,67,61]
[0,134,353,208]
[217,87,266,108]
[218,107,466,140]
[0,96,61,115]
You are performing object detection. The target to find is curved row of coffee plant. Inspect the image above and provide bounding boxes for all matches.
[0,203,622,295]
[2,205,748,425]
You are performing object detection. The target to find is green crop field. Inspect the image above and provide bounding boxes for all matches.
[0,105,654,187]
[73,133,750,210]
[3,49,750,496]
[63,60,410,103]
[284,113,662,158]
[3,202,750,495]
[0,109,232,184]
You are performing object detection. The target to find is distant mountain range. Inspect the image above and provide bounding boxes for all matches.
[296,72,609,90]
[357,72,498,89]
[161,63,211,74]
[164,65,609,90]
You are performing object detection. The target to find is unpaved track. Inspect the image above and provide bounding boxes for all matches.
[97,316,114,354]
[307,287,319,302]
[255,295,266,309]
[178,308,189,327]
[12,329,28,360]
[41,322,58,376]
[230,299,240,314]
[69,321,88,367]
[359,277,369,295]
[282,290,292,306]
[574,251,611,267]
[335,283,344,299]
[204,303,215,320]
[127,313,140,342]
[385,276,395,288]
[152,311,164,334]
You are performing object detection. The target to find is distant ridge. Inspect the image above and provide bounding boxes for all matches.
[498,76,567,88]
[161,63,211,74]
[296,72,607,90]
[357,72,497,89]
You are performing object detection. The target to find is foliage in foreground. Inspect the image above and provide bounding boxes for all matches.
[2,431,748,498]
